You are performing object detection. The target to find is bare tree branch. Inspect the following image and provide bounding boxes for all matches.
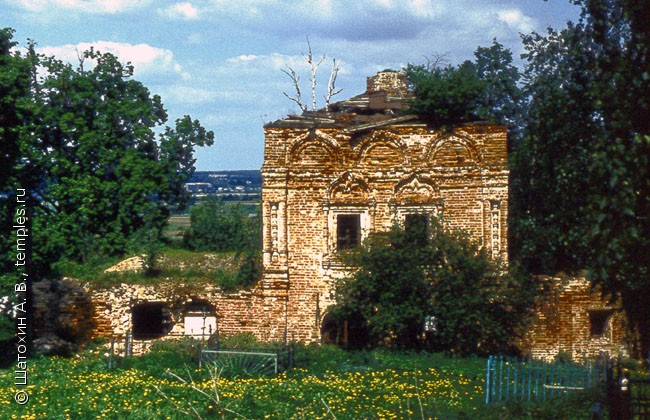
[325,58,342,111]
[424,52,451,71]
[282,66,307,112]
[303,36,325,111]
[282,36,341,113]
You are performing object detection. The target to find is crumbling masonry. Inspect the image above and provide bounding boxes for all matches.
[261,71,508,342]
[68,71,627,360]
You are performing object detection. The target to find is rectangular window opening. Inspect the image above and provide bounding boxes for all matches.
[337,214,361,250]
[589,310,613,337]
[404,213,429,244]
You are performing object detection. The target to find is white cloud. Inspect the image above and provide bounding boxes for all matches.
[497,9,536,34]
[163,85,219,105]
[228,54,258,63]
[15,0,152,13]
[158,2,199,20]
[39,41,190,79]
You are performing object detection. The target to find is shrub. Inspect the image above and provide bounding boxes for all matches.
[184,198,258,253]
[330,218,539,354]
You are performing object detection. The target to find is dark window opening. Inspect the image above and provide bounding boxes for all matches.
[337,214,361,250]
[132,302,173,340]
[589,310,612,337]
[405,213,429,245]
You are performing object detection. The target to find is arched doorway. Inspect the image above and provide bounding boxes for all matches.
[321,314,340,345]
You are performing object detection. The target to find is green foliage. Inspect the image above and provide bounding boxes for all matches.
[406,40,524,131]
[330,218,538,355]
[184,199,257,253]
[472,386,606,420]
[0,28,35,298]
[512,0,650,356]
[406,60,486,127]
[473,39,526,135]
[0,316,14,341]
[0,30,214,282]
[128,224,165,275]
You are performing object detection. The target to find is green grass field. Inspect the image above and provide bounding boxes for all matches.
[0,341,603,419]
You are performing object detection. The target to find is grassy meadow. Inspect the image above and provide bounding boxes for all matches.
[1,341,603,419]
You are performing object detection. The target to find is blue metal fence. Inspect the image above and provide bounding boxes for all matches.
[485,355,604,404]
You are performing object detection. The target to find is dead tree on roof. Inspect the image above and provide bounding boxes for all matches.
[282,37,341,112]
[325,58,342,111]
[282,66,307,112]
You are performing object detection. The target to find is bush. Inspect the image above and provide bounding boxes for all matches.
[184,198,259,253]
[406,61,486,127]
[330,218,539,354]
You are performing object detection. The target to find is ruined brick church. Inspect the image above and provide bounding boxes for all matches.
[63,70,626,361]
[261,70,508,342]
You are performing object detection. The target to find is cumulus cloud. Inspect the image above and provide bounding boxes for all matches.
[39,41,190,79]
[158,2,199,20]
[200,0,444,41]
[15,0,152,13]
[497,9,536,34]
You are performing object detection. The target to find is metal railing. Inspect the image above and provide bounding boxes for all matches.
[199,346,294,376]
[485,355,605,404]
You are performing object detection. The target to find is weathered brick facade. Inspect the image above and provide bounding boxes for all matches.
[66,70,629,360]
[261,71,509,342]
[521,275,628,361]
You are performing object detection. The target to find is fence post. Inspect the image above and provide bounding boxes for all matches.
[498,356,503,402]
[534,360,540,401]
[108,337,115,370]
[125,332,131,358]
[527,359,532,401]
[543,362,547,401]
[485,356,492,404]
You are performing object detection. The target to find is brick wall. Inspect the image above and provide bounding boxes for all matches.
[261,123,509,342]
[71,71,628,358]
[520,274,628,361]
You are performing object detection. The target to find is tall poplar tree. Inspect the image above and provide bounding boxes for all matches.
[512,0,650,356]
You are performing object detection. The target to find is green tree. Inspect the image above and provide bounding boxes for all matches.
[330,219,537,354]
[185,199,254,252]
[406,41,524,131]
[1,37,214,276]
[512,0,650,356]
[510,23,597,273]
[0,28,35,301]
[576,0,650,357]
[473,39,526,136]
[406,60,486,127]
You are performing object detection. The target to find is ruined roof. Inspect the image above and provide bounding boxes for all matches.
[266,70,422,131]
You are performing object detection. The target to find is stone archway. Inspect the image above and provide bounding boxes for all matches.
[321,314,340,345]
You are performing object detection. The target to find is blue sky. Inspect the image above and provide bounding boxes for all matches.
[2,0,580,170]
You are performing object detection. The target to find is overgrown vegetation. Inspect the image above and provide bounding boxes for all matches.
[406,39,524,131]
[0,340,607,419]
[406,0,650,356]
[53,247,259,291]
[330,218,538,355]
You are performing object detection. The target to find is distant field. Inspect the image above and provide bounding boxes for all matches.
[165,201,260,240]
[164,215,191,240]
